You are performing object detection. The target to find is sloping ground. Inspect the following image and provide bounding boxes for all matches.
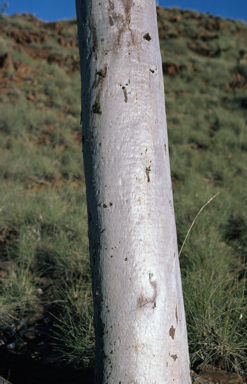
[0,8,247,384]
[0,13,79,72]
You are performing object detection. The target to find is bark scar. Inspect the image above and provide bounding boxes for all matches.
[137,273,157,308]
[97,65,108,78]
[109,15,114,26]
[145,166,151,182]
[122,86,128,103]
[143,32,151,41]
[92,65,107,115]
[169,325,176,340]
[122,0,132,21]
[93,65,108,88]
[107,0,135,50]
[92,101,102,114]
[170,354,178,361]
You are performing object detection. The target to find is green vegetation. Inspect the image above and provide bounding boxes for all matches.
[0,7,247,377]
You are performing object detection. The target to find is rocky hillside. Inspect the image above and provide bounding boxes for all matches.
[0,8,247,384]
[1,9,247,94]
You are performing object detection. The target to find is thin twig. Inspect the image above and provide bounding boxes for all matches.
[178,192,220,257]
[7,313,20,321]
[0,204,5,212]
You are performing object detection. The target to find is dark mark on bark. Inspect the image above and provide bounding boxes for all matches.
[145,166,151,182]
[150,69,154,73]
[93,65,108,88]
[97,65,108,78]
[107,0,134,51]
[109,202,113,206]
[171,354,178,361]
[109,0,114,10]
[92,101,102,114]
[137,273,157,308]
[122,87,128,103]
[169,325,175,340]
[175,306,178,324]
[103,204,107,208]
[143,32,151,41]
[122,0,132,21]
[90,13,97,51]
[109,15,114,26]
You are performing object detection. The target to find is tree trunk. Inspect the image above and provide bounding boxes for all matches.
[76,0,191,382]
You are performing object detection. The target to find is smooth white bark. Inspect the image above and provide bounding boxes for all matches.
[76,0,191,382]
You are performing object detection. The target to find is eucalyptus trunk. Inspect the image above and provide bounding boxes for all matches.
[76,0,191,382]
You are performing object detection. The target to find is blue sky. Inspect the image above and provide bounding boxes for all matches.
[4,0,247,23]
